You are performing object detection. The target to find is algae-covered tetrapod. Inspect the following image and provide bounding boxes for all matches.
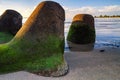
[67,14,96,51]
[0,1,68,77]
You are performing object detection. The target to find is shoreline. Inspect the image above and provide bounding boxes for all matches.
[65,44,120,52]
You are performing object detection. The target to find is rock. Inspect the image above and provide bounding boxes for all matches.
[13,1,67,76]
[34,60,69,77]
[67,14,96,51]
[73,14,95,29]
[0,9,22,35]
[100,49,105,52]
[51,60,69,77]
[0,1,68,77]
[14,1,64,39]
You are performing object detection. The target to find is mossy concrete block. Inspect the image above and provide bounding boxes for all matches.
[0,1,68,76]
[0,9,22,35]
[67,14,96,51]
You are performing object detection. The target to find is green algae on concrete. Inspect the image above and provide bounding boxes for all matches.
[0,34,64,75]
[67,22,95,44]
[0,32,13,44]
[67,14,96,51]
[0,1,67,76]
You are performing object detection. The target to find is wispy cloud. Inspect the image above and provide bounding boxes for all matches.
[0,2,34,17]
[99,5,120,12]
[0,2,120,21]
[64,5,120,21]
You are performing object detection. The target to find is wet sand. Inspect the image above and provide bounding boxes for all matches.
[0,47,120,80]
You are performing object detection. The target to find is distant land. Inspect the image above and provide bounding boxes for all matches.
[94,15,120,18]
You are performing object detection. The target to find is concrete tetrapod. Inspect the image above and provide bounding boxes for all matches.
[0,9,22,35]
[67,14,96,51]
[0,1,68,77]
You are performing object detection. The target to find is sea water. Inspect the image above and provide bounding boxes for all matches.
[23,18,120,51]
[65,18,120,51]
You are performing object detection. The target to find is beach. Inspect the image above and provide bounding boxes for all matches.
[0,18,120,79]
[0,47,120,80]
[0,0,120,79]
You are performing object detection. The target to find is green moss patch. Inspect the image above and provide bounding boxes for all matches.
[0,35,64,74]
[0,32,13,44]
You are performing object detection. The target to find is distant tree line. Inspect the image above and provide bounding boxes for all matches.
[94,15,120,18]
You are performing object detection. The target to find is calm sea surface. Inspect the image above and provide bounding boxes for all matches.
[23,18,120,51]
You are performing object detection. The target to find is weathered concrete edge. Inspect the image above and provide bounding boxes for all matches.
[51,60,69,77]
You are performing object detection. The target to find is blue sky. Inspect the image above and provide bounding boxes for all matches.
[0,0,120,21]
[56,0,120,7]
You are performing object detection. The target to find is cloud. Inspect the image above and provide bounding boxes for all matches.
[0,2,34,17]
[99,5,120,12]
[63,6,97,21]
[0,2,120,21]
[63,5,120,21]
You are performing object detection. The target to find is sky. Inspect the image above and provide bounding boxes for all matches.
[0,0,120,21]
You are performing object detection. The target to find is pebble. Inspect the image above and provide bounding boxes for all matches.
[100,49,105,52]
